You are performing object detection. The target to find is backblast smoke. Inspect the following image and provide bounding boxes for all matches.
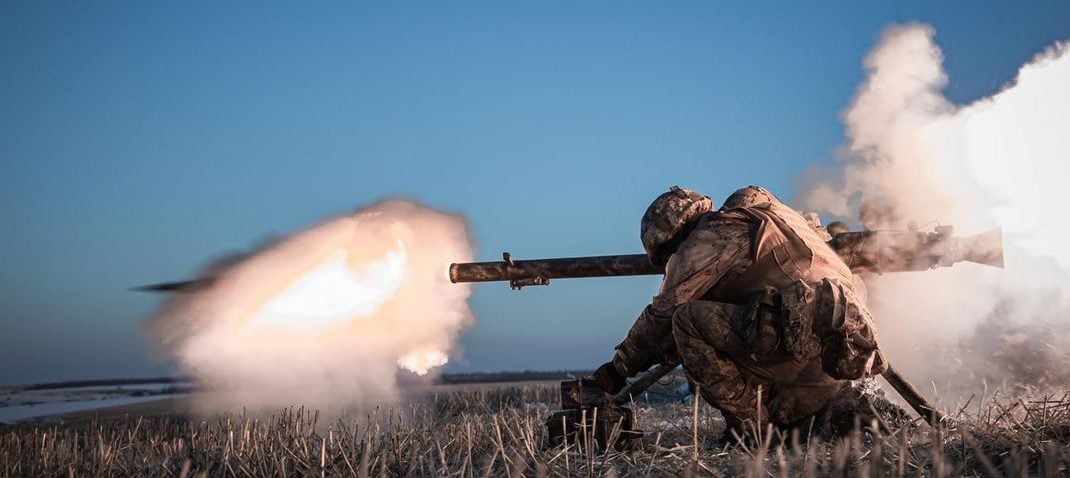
[148,200,474,415]
[800,24,1070,399]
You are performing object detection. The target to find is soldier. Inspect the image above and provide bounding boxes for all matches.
[592,185,888,438]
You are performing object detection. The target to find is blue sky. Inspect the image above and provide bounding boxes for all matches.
[2,2,1068,384]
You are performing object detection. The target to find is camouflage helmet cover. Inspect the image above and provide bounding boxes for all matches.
[641,186,713,260]
[722,185,781,210]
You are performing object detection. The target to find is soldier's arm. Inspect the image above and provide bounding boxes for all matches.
[610,216,752,377]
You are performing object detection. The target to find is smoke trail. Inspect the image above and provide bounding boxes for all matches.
[148,199,474,414]
[800,24,1070,398]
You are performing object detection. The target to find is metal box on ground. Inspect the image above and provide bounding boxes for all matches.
[545,379,643,451]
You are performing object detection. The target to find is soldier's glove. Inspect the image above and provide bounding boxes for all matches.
[592,362,626,395]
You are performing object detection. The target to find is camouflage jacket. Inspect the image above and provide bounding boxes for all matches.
[611,201,862,377]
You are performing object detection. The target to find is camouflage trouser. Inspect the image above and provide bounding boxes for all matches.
[672,300,847,430]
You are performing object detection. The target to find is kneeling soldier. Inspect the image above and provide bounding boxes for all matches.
[593,186,887,438]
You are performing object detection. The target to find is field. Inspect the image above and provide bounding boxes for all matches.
[2,378,1069,477]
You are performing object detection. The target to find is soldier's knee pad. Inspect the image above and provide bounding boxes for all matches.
[673,301,716,327]
[673,301,734,338]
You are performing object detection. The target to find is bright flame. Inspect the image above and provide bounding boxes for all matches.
[250,241,408,332]
[397,349,450,376]
[148,200,474,414]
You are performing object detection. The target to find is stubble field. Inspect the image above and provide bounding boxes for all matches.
[2,379,1068,477]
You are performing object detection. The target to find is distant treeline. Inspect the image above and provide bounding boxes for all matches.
[22,377,188,391]
[17,370,594,391]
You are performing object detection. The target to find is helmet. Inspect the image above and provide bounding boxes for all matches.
[641,186,713,265]
[722,185,781,210]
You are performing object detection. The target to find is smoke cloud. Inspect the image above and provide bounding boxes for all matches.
[148,199,474,414]
[800,24,1070,399]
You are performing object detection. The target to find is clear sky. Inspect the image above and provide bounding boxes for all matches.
[2,2,1068,385]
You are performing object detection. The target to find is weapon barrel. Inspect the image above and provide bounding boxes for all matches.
[448,254,661,285]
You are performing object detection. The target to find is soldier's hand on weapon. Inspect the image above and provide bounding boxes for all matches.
[593,362,627,395]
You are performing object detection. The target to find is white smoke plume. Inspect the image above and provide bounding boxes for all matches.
[800,24,1070,399]
[148,199,474,414]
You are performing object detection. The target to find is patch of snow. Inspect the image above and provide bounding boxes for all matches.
[0,395,181,424]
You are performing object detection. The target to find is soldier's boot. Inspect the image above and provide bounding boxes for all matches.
[776,379,909,440]
[821,379,910,436]
[672,301,769,442]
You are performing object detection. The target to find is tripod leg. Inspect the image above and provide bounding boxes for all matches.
[881,365,949,427]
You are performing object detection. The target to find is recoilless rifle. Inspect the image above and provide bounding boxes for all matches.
[446,226,1003,448]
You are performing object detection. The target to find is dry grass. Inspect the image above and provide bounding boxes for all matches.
[2,382,1068,477]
